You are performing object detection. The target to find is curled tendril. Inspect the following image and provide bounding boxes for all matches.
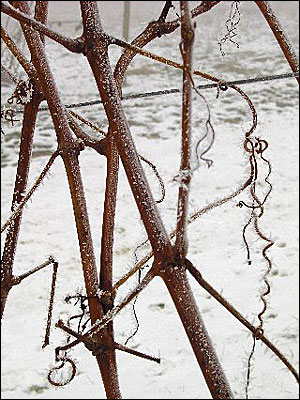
[216,81,229,98]
[139,154,165,203]
[255,138,268,154]
[65,292,91,336]
[240,132,274,398]
[7,80,33,106]
[124,237,150,346]
[244,137,257,153]
[1,107,20,127]
[218,0,241,57]
[47,356,76,387]
[238,137,271,210]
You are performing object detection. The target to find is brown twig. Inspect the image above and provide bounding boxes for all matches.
[11,1,121,397]
[99,131,119,347]
[55,320,160,364]
[80,1,173,264]
[114,1,221,90]
[1,150,60,234]
[184,259,299,384]
[160,259,233,398]
[1,1,48,318]
[1,25,40,87]
[175,2,194,259]
[42,260,58,348]
[67,113,107,154]
[254,1,299,84]
[1,2,84,53]
[33,0,49,45]
[1,76,44,318]
[54,268,155,354]
[67,110,106,137]
[11,257,55,286]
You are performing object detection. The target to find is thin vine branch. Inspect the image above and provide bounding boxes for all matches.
[1,2,84,53]
[1,149,60,234]
[1,1,49,318]
[80,1,173,264]
[54,268,155,354]
[174,1,195,259]
[11,1,122,397]
[114,1,221,89]
[254,1,299,84]
[1,25,40,87]
[184,259,299,383]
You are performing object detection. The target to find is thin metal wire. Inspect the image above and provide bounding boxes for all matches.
[5,71,298,114]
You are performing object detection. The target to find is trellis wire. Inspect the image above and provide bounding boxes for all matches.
[4,71,298,114]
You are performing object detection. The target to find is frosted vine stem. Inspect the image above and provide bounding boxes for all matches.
[174,1,194,259]
[80,1,173,264]
[1,150,60,234]
[12,1,122,397]
[1,2,47,318]
[54,320,160,365]
[254,1,299,84]
[184,259,299,384]
[42,260,59,348]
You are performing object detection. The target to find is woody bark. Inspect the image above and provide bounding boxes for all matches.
[1,1,47,319]
[9,1,121,398]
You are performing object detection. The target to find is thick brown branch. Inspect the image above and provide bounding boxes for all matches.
[80,1,173,264]
[1,2,84,53]
[10,1,121,397]
[33,0,49,45]
[101,2,174,299]
[99,132,119,343]
[1,89,43,318]
[1,0,47,318]
[160,263,233,398]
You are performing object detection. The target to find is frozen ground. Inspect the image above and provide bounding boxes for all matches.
[1,1,299,399]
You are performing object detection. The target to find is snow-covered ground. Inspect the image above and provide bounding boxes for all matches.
[1,1,299,399]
